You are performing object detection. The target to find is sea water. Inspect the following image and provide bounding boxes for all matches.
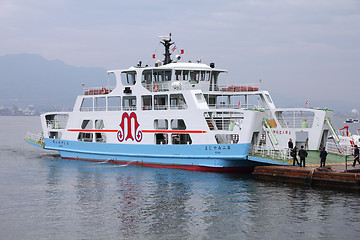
[0,116,360,240]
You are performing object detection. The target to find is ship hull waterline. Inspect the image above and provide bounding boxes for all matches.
[41,138,266,172]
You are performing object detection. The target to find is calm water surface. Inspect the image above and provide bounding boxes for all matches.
[0,116,360,240]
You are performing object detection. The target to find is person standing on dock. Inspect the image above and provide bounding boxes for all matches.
[298,145,308,167]
[288,138,293,149]
[320,147,327,167]
[288,138,294,160]
[291,146,300,166]
[352,145,360,167]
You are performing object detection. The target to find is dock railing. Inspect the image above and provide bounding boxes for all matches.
[345,155,356,172]
[251,145,291,162]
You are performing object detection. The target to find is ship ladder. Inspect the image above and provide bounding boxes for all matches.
[325,116,342,153]
[206,119,218,131]
[263,118,279,147]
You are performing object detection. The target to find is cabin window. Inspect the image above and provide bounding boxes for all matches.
[94,97,106,111]
[142,95,152,110]
[45,114,69,129]
[164,70,171,81]
[154,119,168,129]
[190,70,200,83]
[95,119,105,129]
[200,71,210,81]
[49,131,62,139]
[171,134,192,145]
[80,97,93,111]
[95,119,106,143]
[154,95,168,110]
[123,96,136,111]
[108,96,121,111]
[175,70,181,80]
[142,70,152,84]
[152,70,171,82]
[171,119,186,130]
[77,132,93,142]
[170,94,187,109]
[121,71,137,85]
[81,120,93,129]
[215,134,239,144]
[155,133,168,145]
[183,70,189,81]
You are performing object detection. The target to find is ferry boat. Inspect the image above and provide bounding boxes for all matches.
[26,34,337,171]
[26,35,270,172]
[345,118,359,124]
[326,126,360,155]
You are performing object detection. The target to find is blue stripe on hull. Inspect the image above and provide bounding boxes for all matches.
[44,138,262,169]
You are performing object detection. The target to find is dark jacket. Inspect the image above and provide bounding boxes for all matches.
[299,149,308,158]
[354,147,359,156]
[320,149,327,159]
[288,141,294,149]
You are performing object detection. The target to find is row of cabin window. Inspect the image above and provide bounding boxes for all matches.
[155,119,186,130]
[122,70,211,86]
[75,132,191,145]
[80,94,187,112]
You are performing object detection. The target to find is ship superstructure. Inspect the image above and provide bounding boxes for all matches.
[26,34,336,170]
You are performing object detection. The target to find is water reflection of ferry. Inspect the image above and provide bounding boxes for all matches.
[25,34,336,171]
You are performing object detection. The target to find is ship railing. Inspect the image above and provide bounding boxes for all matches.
[25,132,45,146]
[208,103,263,111]
[83,86,115,95]
[46,120,67,129]
[204,120,242,131]
[275,116,315,128]
[154,105,168,110]
[142,83,172,92]
[170,104,188,110]
[250,145,291,162]
[216,83,260,92]
[108,106,122,111]
[326,142,354,155]
[122,106,137,111]
[94,107,107,111]
[141,82,260,93]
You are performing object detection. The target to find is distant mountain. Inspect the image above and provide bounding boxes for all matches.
[0,54,107,111]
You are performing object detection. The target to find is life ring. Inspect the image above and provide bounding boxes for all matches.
[101,87,106,94]
[340,147,345,153]
[153,84,159,92]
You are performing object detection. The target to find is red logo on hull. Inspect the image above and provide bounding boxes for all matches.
[117,112,143,142]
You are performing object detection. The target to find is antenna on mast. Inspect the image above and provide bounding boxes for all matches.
[158,33,174,65]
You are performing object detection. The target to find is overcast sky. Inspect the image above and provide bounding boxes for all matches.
[1,0,360,112]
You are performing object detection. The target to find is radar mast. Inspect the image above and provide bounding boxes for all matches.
[159,33,174,65]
